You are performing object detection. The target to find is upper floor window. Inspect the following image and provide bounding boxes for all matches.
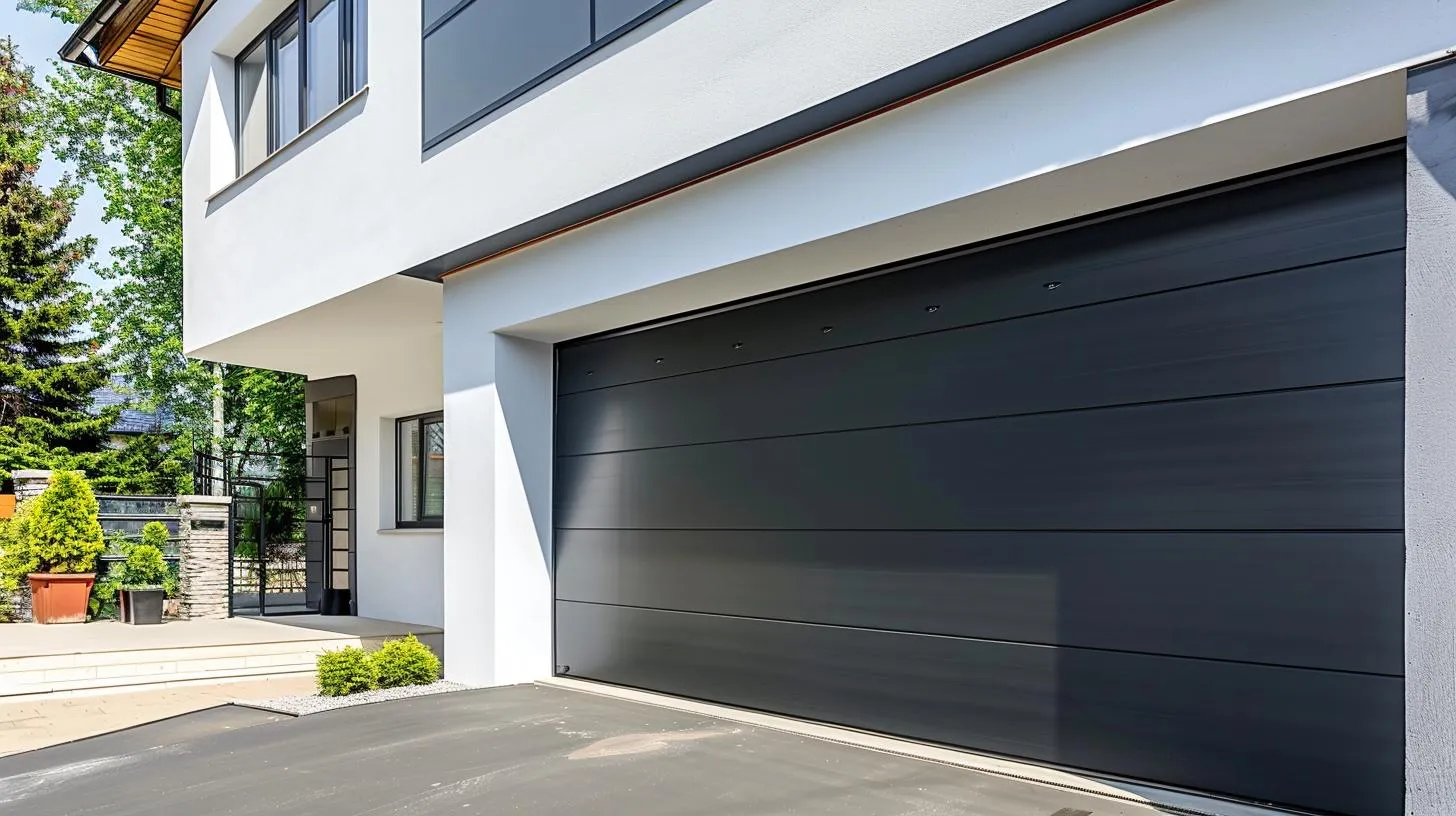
[237,0,369,175]
[422,0,679,148]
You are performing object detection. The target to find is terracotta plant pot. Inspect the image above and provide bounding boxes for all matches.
[28,573,95,625]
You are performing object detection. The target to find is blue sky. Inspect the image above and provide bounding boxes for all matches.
[2,3,128,289]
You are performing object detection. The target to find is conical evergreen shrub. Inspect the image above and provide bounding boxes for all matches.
[27,471,104,575]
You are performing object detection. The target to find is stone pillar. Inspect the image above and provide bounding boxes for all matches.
[4,470,51,621]
[177,495,232,620]
[12,470,52,502]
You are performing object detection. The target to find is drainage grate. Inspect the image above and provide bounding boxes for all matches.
[1051,810,1093,816]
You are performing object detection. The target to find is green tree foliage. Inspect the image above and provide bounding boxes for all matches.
[20,1,306,472]
[0,39,113,475]
[26,470,104,574]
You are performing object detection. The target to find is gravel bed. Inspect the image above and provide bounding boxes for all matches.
[236,681,474,716]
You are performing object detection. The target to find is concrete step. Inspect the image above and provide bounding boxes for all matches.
[0,637,353,700]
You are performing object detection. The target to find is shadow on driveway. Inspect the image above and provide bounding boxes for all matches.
[0,684,1160,815]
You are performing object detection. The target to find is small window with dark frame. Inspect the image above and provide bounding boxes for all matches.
[397,413,443,528]
[235,0,368,176]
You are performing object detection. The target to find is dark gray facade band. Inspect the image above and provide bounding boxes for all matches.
[551,149,1406,816]
[303,374,357,403]
[405,0,1159,280]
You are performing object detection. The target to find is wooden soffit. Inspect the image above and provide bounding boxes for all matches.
[60,0,216,90]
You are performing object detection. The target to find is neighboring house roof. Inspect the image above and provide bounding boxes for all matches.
[90,376,175,436]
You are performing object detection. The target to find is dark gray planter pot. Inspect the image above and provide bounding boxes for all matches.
[121,588,165,625]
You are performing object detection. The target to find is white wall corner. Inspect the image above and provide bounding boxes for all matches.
[1404,57,1456,816]
[441,319,554,686]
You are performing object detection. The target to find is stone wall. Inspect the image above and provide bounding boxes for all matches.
[12,469,52,502]
[3,476,235,623]
[177,495,231,620]
[2,470,52,622]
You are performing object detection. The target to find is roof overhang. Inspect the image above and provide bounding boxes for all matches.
[59,0,216,90]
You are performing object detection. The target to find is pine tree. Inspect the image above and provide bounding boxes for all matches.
[0,39,111,473]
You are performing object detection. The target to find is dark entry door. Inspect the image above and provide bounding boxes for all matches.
[553,149,1406,816]
[227,454,346,616]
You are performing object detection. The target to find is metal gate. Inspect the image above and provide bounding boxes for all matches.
[195,452,352,617]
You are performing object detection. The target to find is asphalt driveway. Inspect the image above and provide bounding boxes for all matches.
[0,683,1165,815]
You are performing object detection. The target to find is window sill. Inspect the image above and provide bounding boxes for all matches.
[376,527,443,536]
[206,85,370,204]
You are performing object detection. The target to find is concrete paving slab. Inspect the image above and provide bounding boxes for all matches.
[0,674,316,756]
[0,683,1172,816]
[0,616,440,659]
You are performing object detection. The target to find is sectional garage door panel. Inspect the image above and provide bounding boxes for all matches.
[552,150,1405,815]
[556,602,1403,816]
[557,253,1404,455]
[555,529,1404,675]
[556,153,1405,396]
[557,381,1403,532]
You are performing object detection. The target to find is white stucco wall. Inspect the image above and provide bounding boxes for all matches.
[182,0,1454,357]
[352,342,444,629]
[1405,59,1456,816]
[182,0,1133,353]
[441,0,1444,337]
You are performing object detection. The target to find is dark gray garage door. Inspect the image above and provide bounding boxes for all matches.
[553,148,1405,816]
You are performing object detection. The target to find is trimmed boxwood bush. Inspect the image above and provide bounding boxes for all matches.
[28,471,104,575]
[119,543,168,590]
[372,634,441,689]
[316,646,377,696]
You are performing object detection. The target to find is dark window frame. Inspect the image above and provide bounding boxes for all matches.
[235,0,367,176]
[396,412,444,529]
[422,0,682,150]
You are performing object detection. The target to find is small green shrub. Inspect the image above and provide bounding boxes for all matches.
[371,634,441,689]
[0,501,38,622]
[140,521,169,551]
[26,472,104,575]
[89,576,121,621]
[119,544,168,589]
[162,562,179,599]
[317,646,377,696]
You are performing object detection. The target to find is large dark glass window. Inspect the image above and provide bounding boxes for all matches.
[423,0,681,147]
[397,413,444,528]
[593,0,663,38]
[236,0,368,175]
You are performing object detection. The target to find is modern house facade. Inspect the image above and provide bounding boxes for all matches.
[63,1,1456,814]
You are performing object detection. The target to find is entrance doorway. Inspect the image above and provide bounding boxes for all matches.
[194,451,352,617]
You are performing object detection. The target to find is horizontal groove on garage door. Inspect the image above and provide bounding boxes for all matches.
[555,601,1403,816]
[555,529,1403,675]
[555,380,1403,531]
[556,152,1405,395]
[557,251,1403,455]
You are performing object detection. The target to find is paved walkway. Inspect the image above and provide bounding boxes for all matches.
[0,675,315,757]
[0,616,440,659]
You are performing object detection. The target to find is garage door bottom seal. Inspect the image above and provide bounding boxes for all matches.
[540,677,1310,816]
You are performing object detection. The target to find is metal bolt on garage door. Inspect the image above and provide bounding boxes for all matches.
[553,147,1405,816]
